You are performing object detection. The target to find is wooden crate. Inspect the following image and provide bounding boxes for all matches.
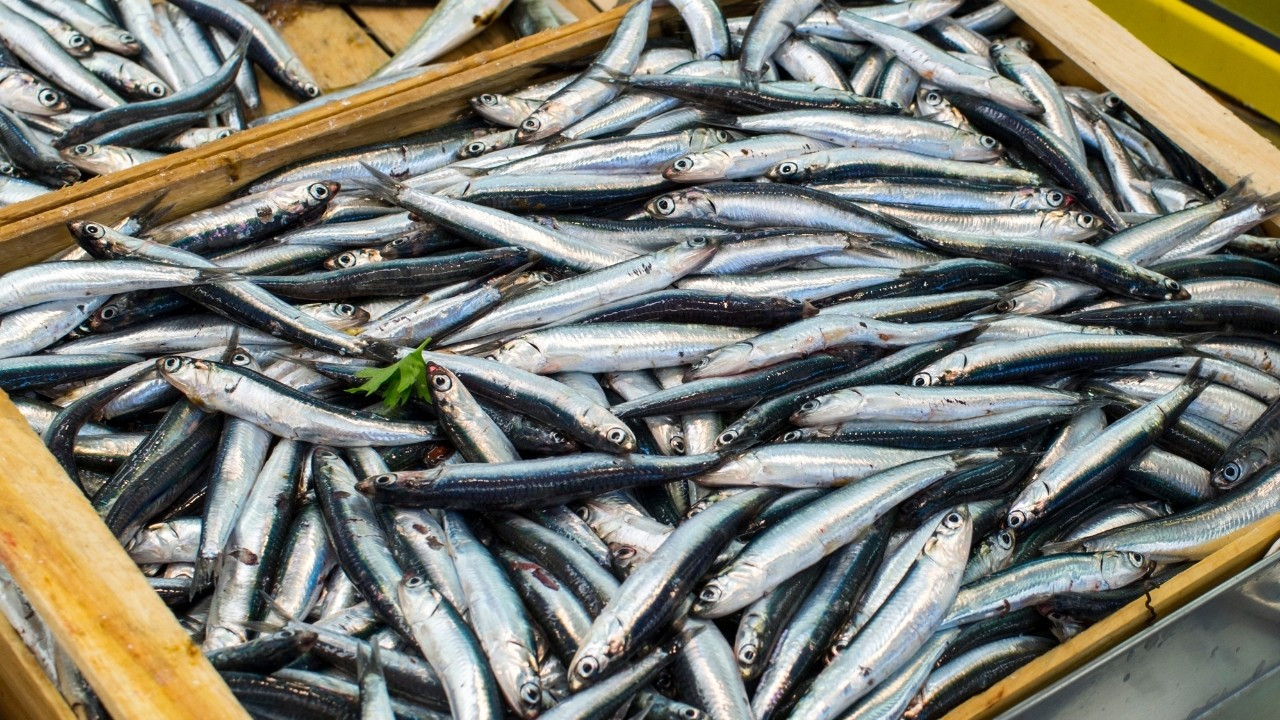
[0,0,605,265]
[251,0,609,115]
[2,0,1280,717]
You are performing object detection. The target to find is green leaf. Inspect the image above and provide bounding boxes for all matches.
[346,337,433,408]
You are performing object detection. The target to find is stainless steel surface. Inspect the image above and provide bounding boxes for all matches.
[1001,552,1280,720]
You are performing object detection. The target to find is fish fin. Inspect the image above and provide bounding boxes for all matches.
[218,328,241,364]
[1038,539,1079,555]
[195,267,246,284]
[355,162,405,201]
[697,112,742,130]
[1178,331,1217,353]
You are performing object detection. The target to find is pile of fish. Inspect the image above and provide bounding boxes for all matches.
[0,0,580,202]
[3,0,1280,718]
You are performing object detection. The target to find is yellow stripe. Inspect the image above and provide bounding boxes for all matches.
[1091,0,1280,123]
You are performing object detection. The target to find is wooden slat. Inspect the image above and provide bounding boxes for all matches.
[256,6,393,116]
[351,5,522,59]
[1004,0,1280,199]
[944,513,1280,719]
[0,393,248,720]
[0,1,699,272]
[0,615,73,720]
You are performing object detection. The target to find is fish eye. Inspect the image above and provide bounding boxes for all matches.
[576,656,598,678]
[999,529,1014,546]
[944,512,964,528]
[1077,213,1096,228]
[1128,552,1145,565]
[670,436,686,453]
[83,222,104,237]
[781,430,802,442]
[120,32,136,44]
[1164,278,1181,291]
[276,629,295,639]
[574,506,590,521]
[304,83,320,98]
[682,710,700,719]
[521,117,541,132]
[606,427,629,445]
[737,644,757,664]
[335,303,356,316]
[888,100,902,109]
[673,157,693,171]
[73,145,92,156]
[775,162,799,176]
[716,429,738,446]
[996,298,1016,312]
[1221,462,1242,483]
[1048,611,1065,621]
[1046,190,1066,207]
[520,682,540,706]
[232,352,252,365]
[431,373,452,391]
[991,42,1007,52]
[980,135,998,148]
[799,399,820,413]
[1007,510,1026,528]
[99,305,117,319]
[613,546,636,561]
[161,356,183,372]
[716,130,732,141]
[68,34,87,48]
[308,183,330,200]
[1104,93,1122,108]
[336,252,357,268]
[466,141,486,154]
[405,575,425,588]
[698,584,722,603]
[373,474,396,486]
[479,94,498,106]
[653,197,676,215]
[147,83,166,98]
[925,91,942,105]
[38,88,60,107]
[911,373,932,387]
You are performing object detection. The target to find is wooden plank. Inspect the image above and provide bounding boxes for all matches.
[256,6,393,116]
[0,393,248,720]
[0,615,73,720]
[1003,0,1280,200]
[351,5,522,59]
[944,513,1280,719]
[0,1,698,272]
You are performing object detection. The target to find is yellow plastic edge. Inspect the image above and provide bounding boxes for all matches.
[1091,0,1280,123]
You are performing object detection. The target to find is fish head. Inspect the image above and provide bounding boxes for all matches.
[685,341,753,380]
[1213,447,1269,491]
[156,356,222,403]
[925,505,973,564]
[663,150,732,183]
[326,247,382,270]
[951,131,1003,162]
[517,101,575,144]
[284,59,321,98]
[645,188,711,220]
[0,71,68,115]
[764,157,810,182]
[691,564,767,619]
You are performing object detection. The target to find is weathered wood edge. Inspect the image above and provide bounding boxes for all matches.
[944,514,1280,719]
[0,614,74,720]
[0,392,250,720]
